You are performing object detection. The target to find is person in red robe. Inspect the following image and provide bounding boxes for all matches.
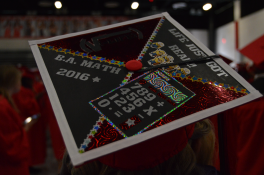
[31,69,65,161]
[223,97,264,175]
[44,91,66,161]
[0,65,30,175]
[31,70,65,161]
[13,70,47,168]
[223,63,264,175]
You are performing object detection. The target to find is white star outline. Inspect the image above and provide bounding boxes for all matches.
[126,119,135,127]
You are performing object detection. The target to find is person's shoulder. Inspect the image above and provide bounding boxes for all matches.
[0,95,16,115]
[0,95,10,108]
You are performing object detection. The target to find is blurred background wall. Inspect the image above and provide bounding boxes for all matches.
[0,0,263,69]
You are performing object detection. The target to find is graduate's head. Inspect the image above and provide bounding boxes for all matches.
[0,64,21,95]
[21,72,34,89]
[60,119,216,175]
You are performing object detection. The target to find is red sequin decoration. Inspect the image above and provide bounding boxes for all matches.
[145,77,245,131]
[148,86,157,93]
[139,79,147,85]
[85,120,124,151]
[119,115,141,131]
[85,77,246,152]
[158,92,167,100]
[167,99,176,106]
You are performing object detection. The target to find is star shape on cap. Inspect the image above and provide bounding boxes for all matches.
[125,119,135,127]
[93,77,101,82]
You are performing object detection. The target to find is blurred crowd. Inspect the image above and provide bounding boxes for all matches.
[232,61,264,94]
[0,16,129,38]
[0,64,65,175]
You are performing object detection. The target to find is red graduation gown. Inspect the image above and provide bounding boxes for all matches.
[13,86,47,166]
[223,97,264,175]
[44,93,65,160]
[0,95,30,175]
[12,86,40,120]
[34,82,65,160]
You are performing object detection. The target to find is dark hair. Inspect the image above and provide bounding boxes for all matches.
[0,64,21,109]
[21,77,34,89]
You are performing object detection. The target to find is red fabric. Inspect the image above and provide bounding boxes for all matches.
[13,86,47,166]
[12,86,40,120]
[44,93,65,160]
[34,81,65,160]
[27,82,48,165]
[0,95,30,175]
[98,124,195,171]
[27,115,47,165]
[34,81,45,95]
[223,109,238,175]
[22,71,35,80]
[240,34,264,66]
[223,97,264,175]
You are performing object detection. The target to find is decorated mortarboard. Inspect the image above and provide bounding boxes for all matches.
[29,12,262,166]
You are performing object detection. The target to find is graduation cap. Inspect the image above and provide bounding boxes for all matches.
[29,12,262,168]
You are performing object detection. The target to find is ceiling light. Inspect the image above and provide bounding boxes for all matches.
[131,2,139,10]
[203,3,212,11]
[54,1,62,9]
